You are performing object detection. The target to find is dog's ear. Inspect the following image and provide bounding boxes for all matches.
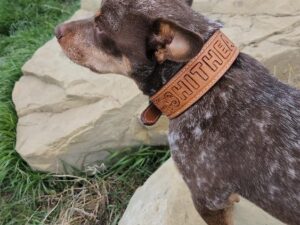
[183,0,193,6]
[149,18,203,63]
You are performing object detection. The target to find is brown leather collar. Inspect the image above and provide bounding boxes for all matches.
[141,30,239,126]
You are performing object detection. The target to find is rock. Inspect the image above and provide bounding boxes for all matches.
[81,0,101,12]
[12,10,168,173]
[13,0,300,172]
[192,0,300,16]
[119,159,285,225]
[191,0,300,87]
[82,0,300,16]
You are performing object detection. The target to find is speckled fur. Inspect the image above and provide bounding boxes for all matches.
[56,0,300,224]
[169,53,300,224]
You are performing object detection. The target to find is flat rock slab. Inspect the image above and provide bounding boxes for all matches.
[12,0,300,172]
[119,159,285,225]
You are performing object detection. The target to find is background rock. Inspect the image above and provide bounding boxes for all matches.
[119,159,285,225]
[200,0,300,87]
[13,0,300,172]
[81,0,101,12]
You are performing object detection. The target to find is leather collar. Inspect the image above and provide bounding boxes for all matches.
[141,30,239,126]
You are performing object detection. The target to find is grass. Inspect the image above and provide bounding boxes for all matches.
[0,1,170,224]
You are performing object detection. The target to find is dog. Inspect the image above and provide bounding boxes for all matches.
[55,0,300,224]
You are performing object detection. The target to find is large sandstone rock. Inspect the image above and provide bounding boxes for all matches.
[200,1,300,87]
[81,0,101,12]
[82,0,300,15]
[119,159,285,225]
[13,0,300,172]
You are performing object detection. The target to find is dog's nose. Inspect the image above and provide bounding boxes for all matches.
[55,25,64,40]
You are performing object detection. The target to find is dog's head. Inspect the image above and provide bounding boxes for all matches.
[56,0,221,93]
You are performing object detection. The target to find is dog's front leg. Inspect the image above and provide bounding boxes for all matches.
[192,193,240,225]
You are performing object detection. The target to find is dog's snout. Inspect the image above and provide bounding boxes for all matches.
[55,25,65,40]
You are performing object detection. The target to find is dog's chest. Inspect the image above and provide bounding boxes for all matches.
[167,109,219,182]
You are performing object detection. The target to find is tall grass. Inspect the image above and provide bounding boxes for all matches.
[0,0,80,198]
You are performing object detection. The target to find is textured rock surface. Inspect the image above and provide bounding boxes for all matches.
[81,0,101,12]
[13,0,300,172]
[200,0,300,87]
[119,159,285,225]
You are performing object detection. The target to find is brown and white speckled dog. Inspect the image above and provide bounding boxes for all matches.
[55,0,300,224]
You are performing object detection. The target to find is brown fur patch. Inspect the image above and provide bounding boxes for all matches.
[159,22,174,42]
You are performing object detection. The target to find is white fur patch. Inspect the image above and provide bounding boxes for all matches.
[193,126,203,137]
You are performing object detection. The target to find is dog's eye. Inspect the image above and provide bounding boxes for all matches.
[93,26,122,57]
[94,19,106,36]
[95,26,105,36]
[94,15,107,35]
[94,28,108,44]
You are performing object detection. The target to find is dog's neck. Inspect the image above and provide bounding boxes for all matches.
[131,16,222,96]
[131,61,184,96]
